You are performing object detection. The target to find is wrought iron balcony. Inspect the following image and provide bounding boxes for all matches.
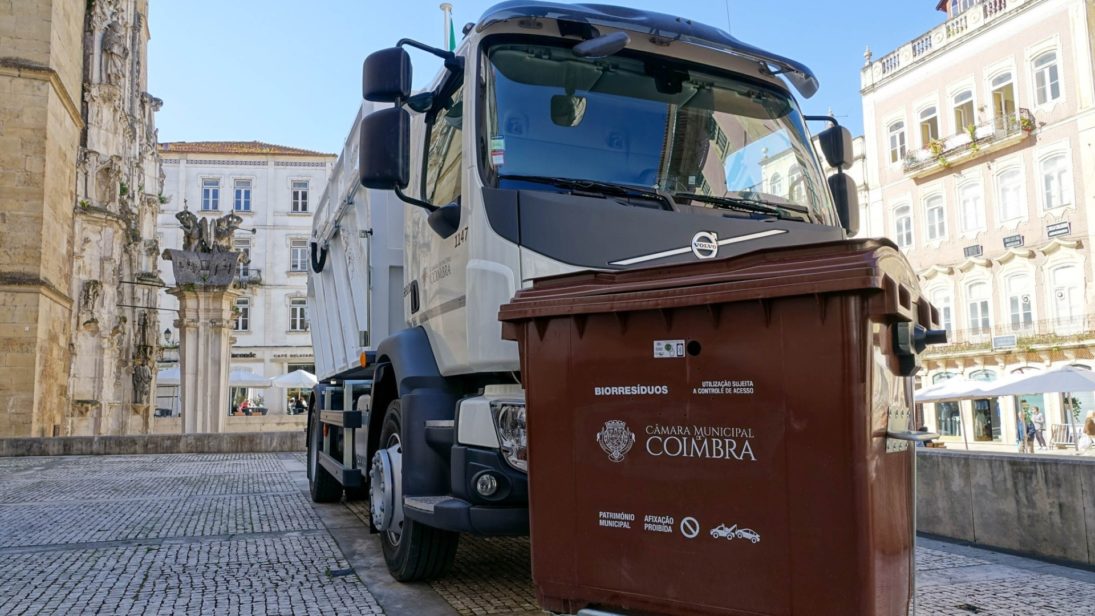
[927,314,1092,351]
[236,268,262,286]
[903,109,1035,177]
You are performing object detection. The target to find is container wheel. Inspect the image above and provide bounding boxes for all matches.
[373,399,459,581]
[308,409,343,503]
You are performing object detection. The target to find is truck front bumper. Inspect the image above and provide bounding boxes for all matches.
[402,444,529,535]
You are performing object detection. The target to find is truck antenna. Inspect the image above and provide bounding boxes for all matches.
[723,0,732,34]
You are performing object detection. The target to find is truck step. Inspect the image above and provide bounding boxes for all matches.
[424,420,455,454]
[404,495,452,514]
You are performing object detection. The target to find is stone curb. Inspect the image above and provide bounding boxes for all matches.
[0,432,305,457]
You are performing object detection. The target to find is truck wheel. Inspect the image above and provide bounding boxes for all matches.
[308,410,343,503]
[372,400,459,581]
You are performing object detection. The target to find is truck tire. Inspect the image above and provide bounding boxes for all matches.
[376,400,459,581]
[308,411,343,503]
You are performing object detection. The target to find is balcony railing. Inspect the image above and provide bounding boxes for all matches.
[236,268,262,286]
[930,314,1092,349]
[902,109,1034,175]
[864,0,1030,86]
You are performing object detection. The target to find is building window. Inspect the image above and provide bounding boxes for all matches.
[233,179,252,212]
[996,168,1023,221]
[894,205,912,249]
[958,182,984,231]
[201,178,220,211]
[1005,274,1033,332]
[991,72,1016,130]
[919,106,939,147]
[291,181,309,213]
[289,298,309,331]
[1033,51,1061,105]
[931,288,953,334]
[937,401,962,437]
[967,281,991,334]
[949,0,976,16]
[953,90,975,132]
[888,121,907,163]
[925,195,946,241]
[1041,154,1071,209]
[290,239,308,272]
[1050,265,1083,332]
[234,298,250,331]
[787,166,806,203]
[768,173,783,197]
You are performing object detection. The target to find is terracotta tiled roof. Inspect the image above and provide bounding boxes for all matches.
[158,141,334,157]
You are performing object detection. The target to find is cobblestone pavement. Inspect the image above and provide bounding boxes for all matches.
[1,452,1093,615]
[0,454,381,616]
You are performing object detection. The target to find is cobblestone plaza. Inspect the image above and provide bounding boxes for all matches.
[0,453,1092,615]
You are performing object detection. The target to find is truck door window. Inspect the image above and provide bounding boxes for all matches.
[425,89,464,207]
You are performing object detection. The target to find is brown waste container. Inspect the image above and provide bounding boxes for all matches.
[498,239,943,616]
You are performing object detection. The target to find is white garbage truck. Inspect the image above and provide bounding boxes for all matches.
[306,1,862,582]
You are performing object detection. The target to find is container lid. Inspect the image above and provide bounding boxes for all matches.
[499,239,936,328]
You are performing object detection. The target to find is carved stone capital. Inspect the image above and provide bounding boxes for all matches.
[163,249,241,288]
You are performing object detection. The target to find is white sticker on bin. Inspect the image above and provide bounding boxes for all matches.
[654,340,685,358]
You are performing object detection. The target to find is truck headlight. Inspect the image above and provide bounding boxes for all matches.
[491,402,527,472]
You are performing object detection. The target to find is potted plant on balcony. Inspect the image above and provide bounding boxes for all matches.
[1019,116,1035,133]
[929,139,949,167]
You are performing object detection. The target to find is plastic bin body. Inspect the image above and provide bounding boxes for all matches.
[499,240,938,616]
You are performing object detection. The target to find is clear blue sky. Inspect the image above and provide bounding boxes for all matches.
[148,1,945,154]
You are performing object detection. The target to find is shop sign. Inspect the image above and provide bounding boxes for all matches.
[963,244,983,258]
[992,334,1017,350]
[1003,235,1024,249]
[1047,221,1071,238]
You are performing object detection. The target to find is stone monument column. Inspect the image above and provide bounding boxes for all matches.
[163,211,244,434]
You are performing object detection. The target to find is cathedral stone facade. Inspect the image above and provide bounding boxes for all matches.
[0,0,163,437]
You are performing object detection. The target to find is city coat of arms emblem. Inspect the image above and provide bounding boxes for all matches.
[596,420,635,462]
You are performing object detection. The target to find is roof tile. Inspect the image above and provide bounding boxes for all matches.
[158,140,334,157]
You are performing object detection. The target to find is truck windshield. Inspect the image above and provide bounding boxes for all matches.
[483,42,833,222]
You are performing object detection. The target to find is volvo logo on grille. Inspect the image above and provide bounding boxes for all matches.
[691,231,719,259]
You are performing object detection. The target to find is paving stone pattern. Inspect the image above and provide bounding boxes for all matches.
[0,453,380,616]
[2,452,1094,615]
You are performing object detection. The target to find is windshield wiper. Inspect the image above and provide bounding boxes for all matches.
[499,174,674,211]
[673,192,814,223]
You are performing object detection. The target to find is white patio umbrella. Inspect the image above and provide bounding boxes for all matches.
[271,369,318,389]
[914,378,997,402]
[156,366,180,386]
[228,368,272,388]
[980,365,1095,396]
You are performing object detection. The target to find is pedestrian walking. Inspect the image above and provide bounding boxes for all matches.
[1079,410,1095,455]
[1031,406,1047,449]
[1016,411,1034,454]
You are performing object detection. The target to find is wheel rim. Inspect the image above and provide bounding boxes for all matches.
[370,432,404,546]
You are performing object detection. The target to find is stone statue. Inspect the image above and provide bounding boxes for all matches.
[175,209,201,251]
[212,212,243,252]
[133,360,152,405]
[101,21,128,85]
[176,210,242,253]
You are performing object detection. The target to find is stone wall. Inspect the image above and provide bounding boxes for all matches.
[917,449,1095,567]
[151,414,306,434]
[0,0,86,437]
[0,431,304,457]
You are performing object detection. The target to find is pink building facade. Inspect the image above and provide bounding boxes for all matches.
[860,0,1095,451]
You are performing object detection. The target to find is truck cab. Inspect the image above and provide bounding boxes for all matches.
[309,0,859,582]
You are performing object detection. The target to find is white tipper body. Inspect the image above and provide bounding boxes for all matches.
[309,102,406,381]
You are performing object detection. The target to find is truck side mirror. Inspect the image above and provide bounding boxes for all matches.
[359,107,410,190]
[817,125,854,171]
[363,47,412,102]
[829,173,859,236]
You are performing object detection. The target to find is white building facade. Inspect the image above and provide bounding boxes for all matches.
[861,0,1095,451]
[157,142,335,415]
